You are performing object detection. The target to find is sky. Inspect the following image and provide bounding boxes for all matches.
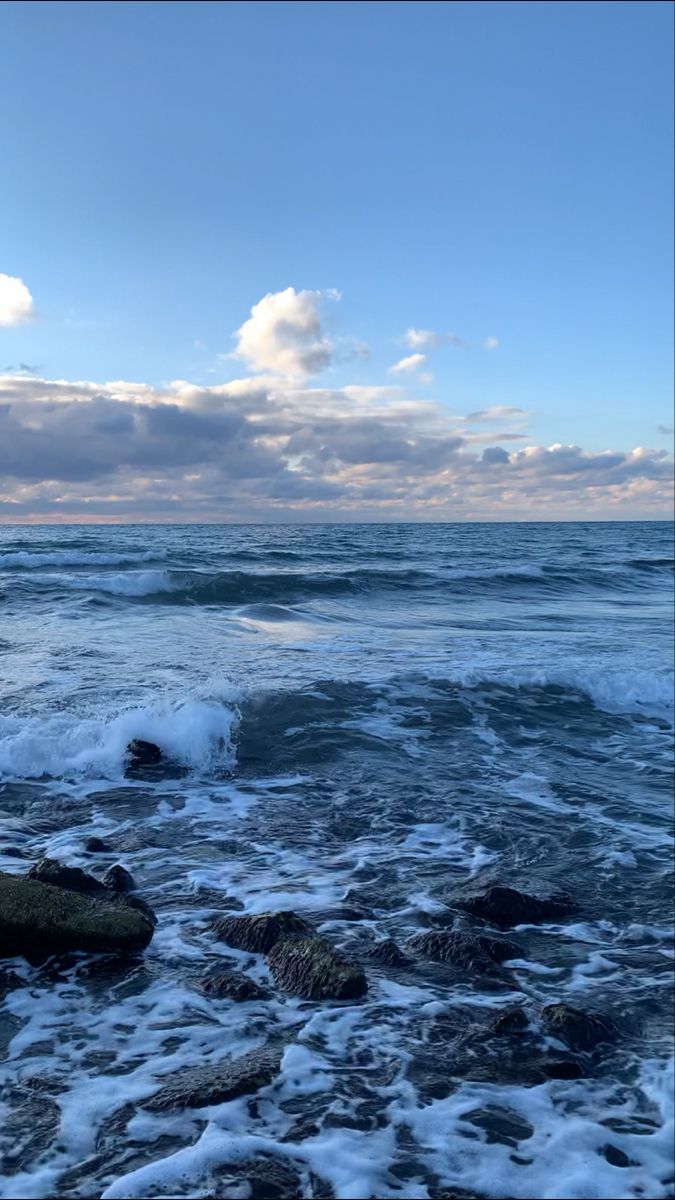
[0,0,673,522]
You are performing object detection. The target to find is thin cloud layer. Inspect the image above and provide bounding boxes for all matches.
[0,373,671,521]
[0,274,34,327]
[389,353,427,374]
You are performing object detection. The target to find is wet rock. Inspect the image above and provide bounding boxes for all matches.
[211,910,313,954]
[536,1056,586,1080]
[143,1046,281,1111]
[210,1157,305,1199]
[491,1005,529,1034]
[27,858,104,895]
[102,865,135,893]
[407,930,522,971]
[84,837,110,854]
[198,970,270,1002]
[541,1002,616,1051]
[0,871,155,958]
[0,967,23,998]
[456,883,578,928]
[368,938,409,968]
[602,1143,638,1168]
[267,936,367,1000]
[126,739,162,767]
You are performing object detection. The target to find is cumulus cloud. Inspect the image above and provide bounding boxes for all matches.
[0,372,671,521]
[483,336,499,350]
[389,353,427,374]
[231,287,335,378]
[0,274,34,327]
[404,328,463,350]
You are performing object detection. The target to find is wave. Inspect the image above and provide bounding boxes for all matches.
[0,550,157,569]
[0,688,239,781]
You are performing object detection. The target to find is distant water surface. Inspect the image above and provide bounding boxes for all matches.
[0,521,673,1199]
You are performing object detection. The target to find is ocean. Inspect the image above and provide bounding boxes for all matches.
[0,520,673,1200]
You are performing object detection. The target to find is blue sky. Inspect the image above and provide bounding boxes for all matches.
[0,0,673,521]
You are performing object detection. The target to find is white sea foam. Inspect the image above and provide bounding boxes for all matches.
[0,688,239,779]
[0,550,157,568]
[35,568,176,596]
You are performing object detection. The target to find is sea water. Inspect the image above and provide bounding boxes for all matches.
[0,521,673,1199]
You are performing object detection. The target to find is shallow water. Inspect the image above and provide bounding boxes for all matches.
[0,521,673,1199]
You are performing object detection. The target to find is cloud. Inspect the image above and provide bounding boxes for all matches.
[467,406,530,423]
[404,328,463,350]
[483,336,499,350]
[389,353,427,374]
[0,274,34,327]
[657,423,674,436]
[0,373,671,521]
[230,287,335,378]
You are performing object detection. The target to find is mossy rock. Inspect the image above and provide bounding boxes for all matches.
[210,910,313,954]
[267,936,367,1000]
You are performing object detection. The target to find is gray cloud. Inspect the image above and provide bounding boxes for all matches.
[0,375,671,520]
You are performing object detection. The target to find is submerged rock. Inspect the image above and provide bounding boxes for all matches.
[209,1157,306,1200]
[536,1056,586,1080]
[0,871,155,958]
[210,910,313,954]
[541,1002,616,1051]
[407,930,522,971]
[126,739,163,767]
[142,1046,281,1111]
[83,837,110,854]
[456,883,578,928]
[267,936,367,1000]
[368,938,409,968]
[491,1005,529,1034]
[27,858,104,895]
[102,865,135,893]
[197,970,270,1002]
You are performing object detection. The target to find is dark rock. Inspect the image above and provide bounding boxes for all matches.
[537,1057,586,1080]
[102,865,135,893]
[602,1143,637,1168]
[27,858,104,895]
[142,1046,281,1111]
[127,739,162,767]
[491,1005,529,1034]
[84,837,110,854]
[210,1157,304,1200]
[541,1003,616,1051]
[456,883,578,928]
[407,930,522,971]
[0,967,23,998]
[210,910,313,954]
[0,871,155,958]
[368,938,409,968]
[267,936,367,1000]
[198,970,270,1002]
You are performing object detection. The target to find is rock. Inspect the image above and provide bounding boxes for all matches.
[491,1005,529,1034]
[84,837,110,854]
[102,865,135,893]
[267,936,367,1000]
[536,1056,586,1080]
[210,910,313,954]
[0,871,155,958]
[541,1003,616,1051]
[27,858,104,895]
[368,938,409,968]
[126,739,162,767]
[456,883,578,928]
[210,1157,305,1200]
[0,967,23,998]
[142,1046,281,1112]
[198,970,270,1002]
[407,930,522,971]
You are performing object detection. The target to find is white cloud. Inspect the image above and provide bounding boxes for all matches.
[467,405,529,422]
[484,336,499,350]
[0,274,34,327]
[231,287,335,378]
[389,353,427,374]
[404,328,463,349]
